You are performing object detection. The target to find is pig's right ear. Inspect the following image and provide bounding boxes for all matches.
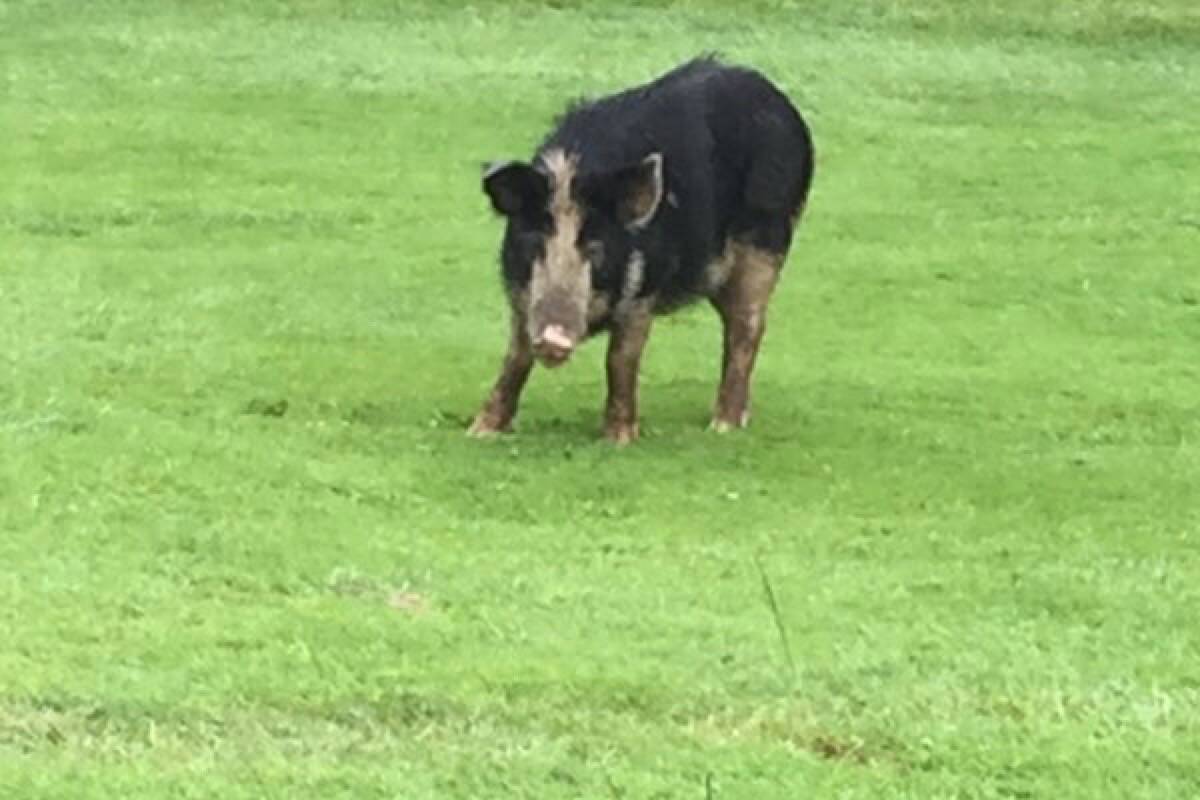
[482,161,548,218]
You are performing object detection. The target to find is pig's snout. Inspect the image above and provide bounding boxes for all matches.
[533,325,576,368]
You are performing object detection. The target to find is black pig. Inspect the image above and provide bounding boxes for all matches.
[470,57,815,444]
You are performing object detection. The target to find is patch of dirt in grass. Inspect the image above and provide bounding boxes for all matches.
[388,590,430,615]
[684,709,907,767]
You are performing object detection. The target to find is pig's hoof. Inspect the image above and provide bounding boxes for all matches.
[709,411,749,434]
[709,419,735,434]
[604,421,639,446]
[467,415,509,438]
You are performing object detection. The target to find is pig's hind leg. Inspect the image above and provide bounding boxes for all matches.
[709,241,784,433]
[709,129,809,433]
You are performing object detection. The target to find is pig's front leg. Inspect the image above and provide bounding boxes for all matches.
[604,301,654,445]
[468,306,534,437]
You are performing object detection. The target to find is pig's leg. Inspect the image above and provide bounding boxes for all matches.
[468,307,534,437]
[604,301,654,445]
[710,243,782,433]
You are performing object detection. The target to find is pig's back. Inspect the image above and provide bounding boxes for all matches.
[541,58,813,306]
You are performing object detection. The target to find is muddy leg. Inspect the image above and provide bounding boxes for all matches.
[468,309,535,437]
[710,244,782,432]
[604,301,654,445]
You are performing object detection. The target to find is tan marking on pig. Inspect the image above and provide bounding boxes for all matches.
[700,241,737,295]
[526,149,591,347]
[542,149,579,222]
[614,251,646,318]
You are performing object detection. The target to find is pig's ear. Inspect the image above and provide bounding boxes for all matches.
[613,153,664,230]
[482,161,548,218]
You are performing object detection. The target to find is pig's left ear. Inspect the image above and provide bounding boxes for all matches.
[482,160,549,218]
[612,153,664,229]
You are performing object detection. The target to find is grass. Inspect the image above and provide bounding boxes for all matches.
[2,0,1199,796]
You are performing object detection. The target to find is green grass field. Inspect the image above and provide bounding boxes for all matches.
[3,1,1200,797]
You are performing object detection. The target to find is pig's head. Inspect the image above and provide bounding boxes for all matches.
[483,148,663,368]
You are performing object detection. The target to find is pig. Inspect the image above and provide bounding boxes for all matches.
[468,56,815,444]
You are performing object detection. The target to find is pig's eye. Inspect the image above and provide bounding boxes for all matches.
[583,241,604,266]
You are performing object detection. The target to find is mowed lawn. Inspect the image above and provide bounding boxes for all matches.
[3,1,1199,797]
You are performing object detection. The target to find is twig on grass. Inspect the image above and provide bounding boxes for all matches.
[754,555,797,686]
